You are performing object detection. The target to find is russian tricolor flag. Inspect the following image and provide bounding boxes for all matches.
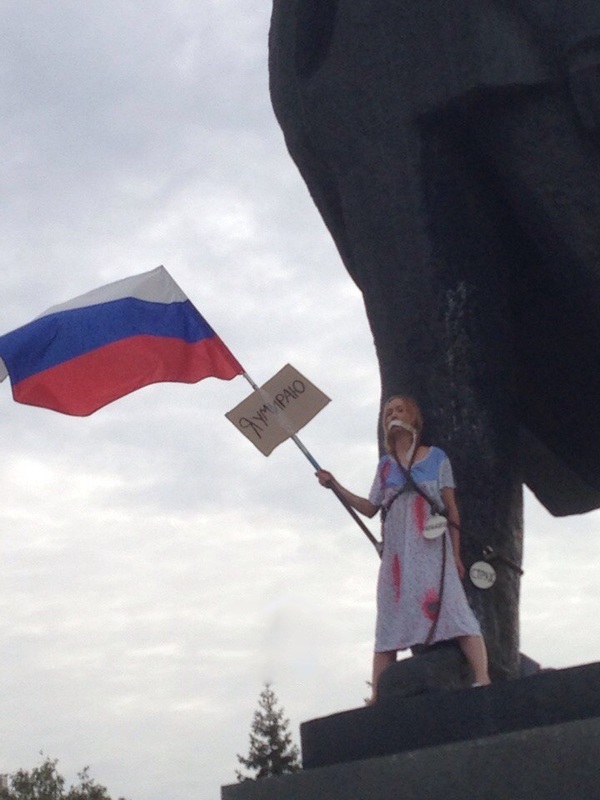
[0,266,244,416]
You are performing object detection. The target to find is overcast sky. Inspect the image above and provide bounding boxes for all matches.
[1,3,599,799]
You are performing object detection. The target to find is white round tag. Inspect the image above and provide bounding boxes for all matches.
[469,561,497,589]
[423,514,447,539]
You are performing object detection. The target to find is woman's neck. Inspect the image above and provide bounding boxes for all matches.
[393,431,416,465]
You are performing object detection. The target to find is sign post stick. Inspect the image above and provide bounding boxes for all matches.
[241,372,381,554]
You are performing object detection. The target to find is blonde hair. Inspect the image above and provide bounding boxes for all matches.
[382,395,424,454]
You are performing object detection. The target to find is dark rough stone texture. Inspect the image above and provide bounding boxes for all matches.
[221,718,600,800]
[379,645,541,699]
[379,641,473,697]
[269,1,600,680]
[300,662,600,770]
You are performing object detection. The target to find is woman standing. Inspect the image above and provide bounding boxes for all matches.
[317,396,490,702]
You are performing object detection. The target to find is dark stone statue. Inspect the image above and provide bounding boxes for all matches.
[269,1,600,679]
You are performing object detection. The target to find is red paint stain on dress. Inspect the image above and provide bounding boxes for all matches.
[392,555,402,602]
[421,588,440,621]
[413,494,427,534]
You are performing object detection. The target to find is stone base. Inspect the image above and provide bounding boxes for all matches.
[380,640,473,696]
[301,661,599,769]
[380,643,540,699]
[221,717,600,800]
[222,661,600,799]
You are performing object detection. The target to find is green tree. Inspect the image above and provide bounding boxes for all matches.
[236,683,301,781]
[0,756,126,800]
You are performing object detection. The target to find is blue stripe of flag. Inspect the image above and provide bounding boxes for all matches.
[0,298,216,384]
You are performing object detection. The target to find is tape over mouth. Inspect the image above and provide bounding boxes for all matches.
[387,419,416,433]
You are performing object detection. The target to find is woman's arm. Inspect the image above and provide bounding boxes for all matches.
[441,486,465,580]
[316,470,379,518]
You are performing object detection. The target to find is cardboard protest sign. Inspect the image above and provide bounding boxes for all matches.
[225,364,330,455]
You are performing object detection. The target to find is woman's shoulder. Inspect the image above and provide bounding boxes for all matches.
[429,444,447,455]
[426,445,451,464]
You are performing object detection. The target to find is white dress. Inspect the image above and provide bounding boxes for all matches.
[368,447,481,652]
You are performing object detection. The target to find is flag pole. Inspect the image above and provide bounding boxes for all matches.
[241,372,381,554]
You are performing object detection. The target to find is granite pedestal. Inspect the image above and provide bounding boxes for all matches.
[222,662,600,800]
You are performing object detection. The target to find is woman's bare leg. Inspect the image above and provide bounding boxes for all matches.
[458,635,491,685]
[370,650,396,703]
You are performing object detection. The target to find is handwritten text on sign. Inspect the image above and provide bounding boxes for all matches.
[225,364,330,456]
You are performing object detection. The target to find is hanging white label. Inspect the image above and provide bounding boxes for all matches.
[469,561,497,589]
[424,514,447,539]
